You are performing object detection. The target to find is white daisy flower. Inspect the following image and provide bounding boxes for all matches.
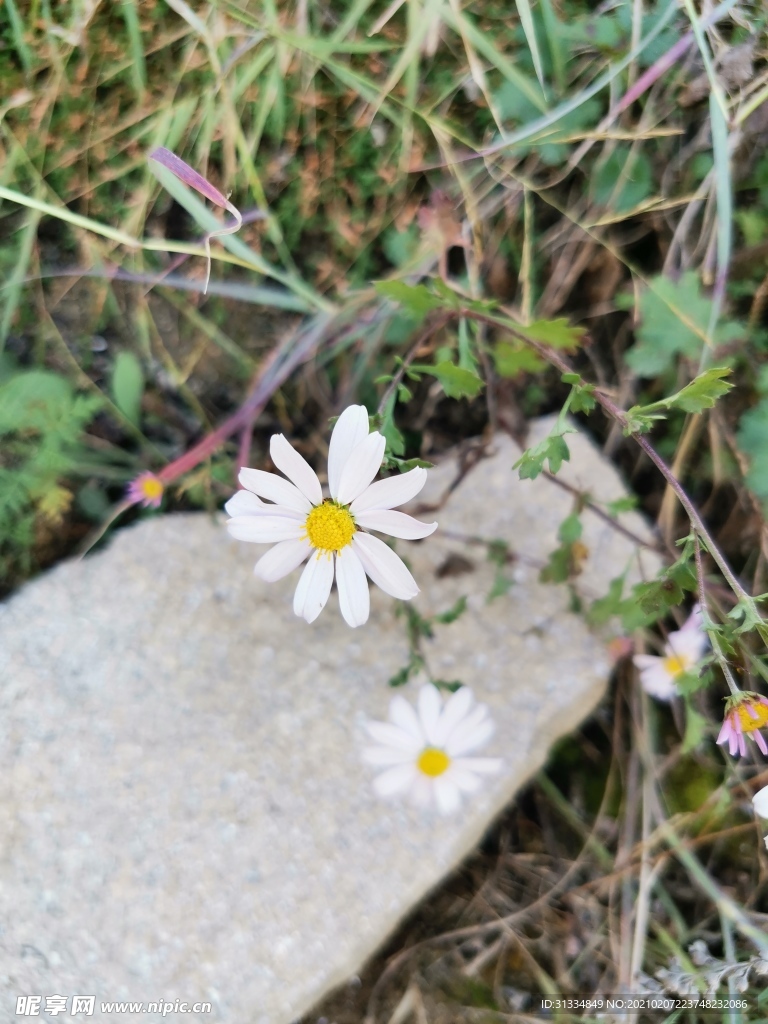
[225,405,437,628]
[753,785,768,819]
[362,684,503,815]
[633,603,708,701]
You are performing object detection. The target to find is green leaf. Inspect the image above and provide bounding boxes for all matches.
[569,382,596,414]
[522,318,586,349]
[487,571,514,602]
[587,575,625,627]
[375,280,443,322]
[558,512,582,544]
[493,341,545,377]
[624,273,743,377]
[418,361,484,399]
[672,366,733,413]
[624,558,696,624]
[626,367,734,432]
[380,402,405,457]
[112,351,144,427]
[514,432,572,479]
[681,703,709,754]
[606,495,637,516]
[382,225,419,267]
[434,596,468,624]
[591,147,653,213]
[737,398,768,501]
[0,371,73,433]
[540,545,572,584]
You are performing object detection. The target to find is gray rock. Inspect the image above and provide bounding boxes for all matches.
[0,421,660,1023]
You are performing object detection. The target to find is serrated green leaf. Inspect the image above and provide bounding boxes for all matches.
[0,371,73,433]
[375,280,443,322]
[591,147,653,213]
[522,318,586,349]
[493,341,545,377]
[419,361,484,399]
[587,575,625,626]
[569,382,596,414]
[627,367,733,430]
[673,366,733,412]
[112,351,144,427]
[514,432,572,480]
[625,273,743,377]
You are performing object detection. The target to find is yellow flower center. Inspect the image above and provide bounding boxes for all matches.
[662,653,690,678]
[737,702,768,732]
[304,501,356,553]
[417,747,451,778]
[141,477,164,500]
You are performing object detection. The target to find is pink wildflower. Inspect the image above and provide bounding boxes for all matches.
[127,471,164,509]
[717,693,768,758]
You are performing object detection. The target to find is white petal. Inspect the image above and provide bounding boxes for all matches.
[293,551,334,623]
[352,533,419,600]
[454,756,503,776]
[633,654,663,671]
[362,744,417,766]
[410,775,434,807]
[665,628,708,664]
[682,603,703,633]
[227,516,303,544]
[443,702,488,748]
[431,687,474,747]
[350,467,428,514]
[336,431,386,505]
[365,720,422,753]
[355,509,437,540]
[446,765,484,793]
[253,537,312,582]
[753,785,768,819]
[227,500,306,522]
[327,405,371,499]
[270,433,323,506]
[224,490,265,517]
[638,666,677,701]
[445,717,495,757]
[433,776,462,815]
[373,763,418,798]
[389,694,426,743]
[418,685,443,745]
[239,467,312,514]
[335,546,370,628]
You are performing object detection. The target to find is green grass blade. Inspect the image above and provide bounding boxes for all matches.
[120,0,147,98]
[0,206,40,351]
[514,0,547,97]
[3,0,34,76]
[538,0,565,94]
[441,5,547,113]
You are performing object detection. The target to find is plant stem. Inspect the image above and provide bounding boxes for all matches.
[694,535,742,697]
[458,307,753,609]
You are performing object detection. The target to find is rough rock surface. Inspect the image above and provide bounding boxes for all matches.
[0,420,660,1023]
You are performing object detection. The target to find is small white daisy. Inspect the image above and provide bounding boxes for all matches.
[753,785,768,819]
[633,604,708,701]
[362,684,503,815]
[225,405,437,628]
